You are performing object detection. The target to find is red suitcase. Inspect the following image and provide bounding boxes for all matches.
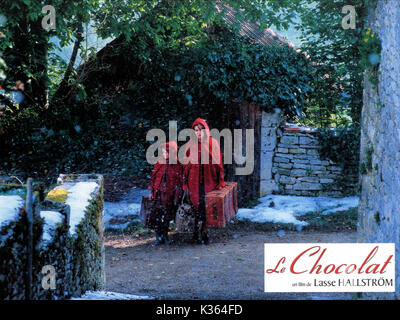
[205,182,238,228]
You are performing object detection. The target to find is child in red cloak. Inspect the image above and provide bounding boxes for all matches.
[183,118,225,244]
[148,141,183,245]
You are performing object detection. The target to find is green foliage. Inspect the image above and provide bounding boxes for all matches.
[298,207,358,231]
[0,0,315,180]
[284,0,368,127]
[360,145,374,175]
[0,56,6,80]
[358,27,381,88]
[118,27,314,115]
[202,32,314,116]
[0,0,99,106]
[1,0,376,181]
[93,0,297,47]
[0,184,26,196]
[1,25,313,179]
[317,124,360,175]
[0,0,289,105]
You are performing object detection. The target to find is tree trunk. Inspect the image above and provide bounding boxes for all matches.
[53,24,84,102]
[358,0,400,299]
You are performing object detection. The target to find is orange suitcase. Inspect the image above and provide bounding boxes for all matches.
[205,182,238,228]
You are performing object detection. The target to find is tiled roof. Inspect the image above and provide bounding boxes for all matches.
[216,2,296,48]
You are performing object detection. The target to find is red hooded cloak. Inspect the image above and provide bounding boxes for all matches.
[148,141,183,216]
[183,118,225,209]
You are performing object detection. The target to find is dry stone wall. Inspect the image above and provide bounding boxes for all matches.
[271,129,358,197]
[358,0,400,299]
[0,174,105,300]
[260,110,282,196]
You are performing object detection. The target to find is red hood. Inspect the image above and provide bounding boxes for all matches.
[191,118,210,131]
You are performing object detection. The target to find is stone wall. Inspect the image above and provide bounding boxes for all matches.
[0,174,105,300]
[260,109,282,196]
[270,128,358,197]
[358,0,400,300]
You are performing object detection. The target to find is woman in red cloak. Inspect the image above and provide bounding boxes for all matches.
[183,118,225,244]
[148,141,183,245]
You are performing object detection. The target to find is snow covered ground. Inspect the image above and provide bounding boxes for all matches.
[237,194,359,226]
[104,188,150,230]
[0,195,24,228]
[104,202,141,227]
[104,188,359,230]
[71,291,154,300]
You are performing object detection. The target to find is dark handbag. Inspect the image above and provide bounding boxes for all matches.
[140,195,161,229]
[175,193,196,233]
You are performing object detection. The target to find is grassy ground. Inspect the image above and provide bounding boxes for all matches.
[106,206,358,237]
[237,207,358,232]
[0,184,26,197]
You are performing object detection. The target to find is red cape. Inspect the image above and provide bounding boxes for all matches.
[183,118,225,209]
[148,141,183,209]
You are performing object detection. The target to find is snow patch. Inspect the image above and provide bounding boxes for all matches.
[40,211,64,241]
[237,207,308,226]
[71,291,154,300]
[0,195,24,227]
[285,123,318,132]
[104,202,141,223]
[103,187,149,229]
[105,221,132,230]
[64,182,98,235]
[237,195,359,225]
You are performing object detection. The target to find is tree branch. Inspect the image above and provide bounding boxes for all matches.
[53,23,84,101]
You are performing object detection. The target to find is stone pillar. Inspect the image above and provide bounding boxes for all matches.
[358,0,400,299]
[260,109,282,196]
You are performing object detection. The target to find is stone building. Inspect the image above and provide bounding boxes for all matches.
[75,4,300,207]
[358,0,400,299]
[74,3,357,204]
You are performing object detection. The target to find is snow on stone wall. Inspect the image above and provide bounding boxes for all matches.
[0,174,105,300]
[0,195,24,229]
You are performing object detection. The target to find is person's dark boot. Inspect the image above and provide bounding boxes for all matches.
[162,233,172,245]
[201,230,210,245]
[191,231,199,244]
[200,221,209,245]
[191,218,200,243]
[153,233,165,246]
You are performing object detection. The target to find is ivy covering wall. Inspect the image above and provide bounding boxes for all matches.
[0,27,314,182]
